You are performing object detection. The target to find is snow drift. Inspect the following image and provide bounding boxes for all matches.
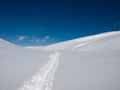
[0,31,120,90]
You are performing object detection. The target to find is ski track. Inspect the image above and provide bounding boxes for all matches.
[17,52,61,90]
[16,31,120,90]
[17,40,99,90]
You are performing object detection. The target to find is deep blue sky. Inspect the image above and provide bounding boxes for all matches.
[0,0,120,46]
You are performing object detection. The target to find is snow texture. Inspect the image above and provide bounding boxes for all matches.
[0,31,120,90]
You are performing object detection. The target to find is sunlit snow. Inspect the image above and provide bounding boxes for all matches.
[0,31,120,90]
[17,52,60,90]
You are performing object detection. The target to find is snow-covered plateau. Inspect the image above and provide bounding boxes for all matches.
[0,31,120,90]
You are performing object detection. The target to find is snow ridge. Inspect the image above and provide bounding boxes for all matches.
[25,31,120,51]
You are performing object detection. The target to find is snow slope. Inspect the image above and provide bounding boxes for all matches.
[0,31,120,90]
[32,31,120,51]
[0,39,52,90]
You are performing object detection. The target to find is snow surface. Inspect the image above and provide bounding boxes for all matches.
[26,31,120,51]
[17,52,61,90]
[0,31,120,90]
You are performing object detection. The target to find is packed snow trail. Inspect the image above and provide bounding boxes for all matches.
[17,52,61,90]
[17,39,98,90]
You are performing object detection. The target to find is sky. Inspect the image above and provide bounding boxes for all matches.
[0,0,120,46]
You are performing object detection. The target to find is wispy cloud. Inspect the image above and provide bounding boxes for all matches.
[36,39,41,43]
[29,35,50,43]
[30,39,34,42]
[17,36,26,41]
[41,35,50,42]
[44,36,50,39]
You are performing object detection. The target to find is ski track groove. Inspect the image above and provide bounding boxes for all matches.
[17,52,61,90]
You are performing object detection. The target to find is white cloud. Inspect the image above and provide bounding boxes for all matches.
[30,39,34,42]
[29,35,50,43]
[41,35,50,42]
[44,36,50,39]
[36,39,41,43]
[41,39,46,42]
[17,36,26,41]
